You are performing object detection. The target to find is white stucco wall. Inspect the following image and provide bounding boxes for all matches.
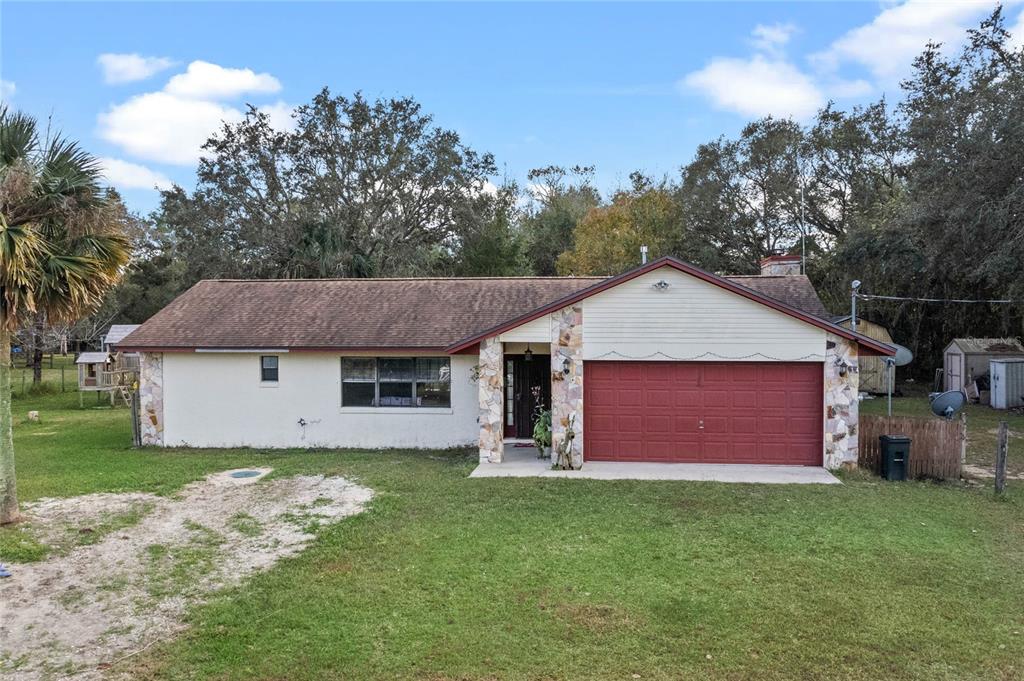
[161,352,479,449]
[581,267,827,362]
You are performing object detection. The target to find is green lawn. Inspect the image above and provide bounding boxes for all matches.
[8,354,79,399]
[861,392,1024,474]
[4,392,1024,680]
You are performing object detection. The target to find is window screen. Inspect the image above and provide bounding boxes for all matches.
[340,357,451,408]
[260,355,279,382]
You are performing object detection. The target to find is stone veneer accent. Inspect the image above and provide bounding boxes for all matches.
[824,333,859,469]
[139,352,164,446]
[551,305,584,468]
[477,336,504,463]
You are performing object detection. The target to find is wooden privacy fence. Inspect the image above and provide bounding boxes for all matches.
[859,414,965,480]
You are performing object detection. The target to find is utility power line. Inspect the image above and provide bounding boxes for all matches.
[856,293,1020,304]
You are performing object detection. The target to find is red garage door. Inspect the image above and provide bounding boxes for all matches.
[585,362,823,465]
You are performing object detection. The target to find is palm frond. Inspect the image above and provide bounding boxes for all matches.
[1,108,134,327]
[0,105,39,169]
[0,214,43,327]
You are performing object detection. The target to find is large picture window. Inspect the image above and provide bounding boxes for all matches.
[341,357,451,408]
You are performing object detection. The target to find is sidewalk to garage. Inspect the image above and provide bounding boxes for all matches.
[470,445,841,484]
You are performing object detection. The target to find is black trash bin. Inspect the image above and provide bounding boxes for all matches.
[879,435,911,481]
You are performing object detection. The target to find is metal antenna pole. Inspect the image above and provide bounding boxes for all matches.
[799,165,806,275]
[851,280,861,332]
[886,359,894,417]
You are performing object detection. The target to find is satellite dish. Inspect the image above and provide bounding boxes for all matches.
[929,390,966,419]
[892,343,913,367]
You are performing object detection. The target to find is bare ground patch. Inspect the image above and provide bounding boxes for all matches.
[0,470,373,680]
[962,463,1024,480]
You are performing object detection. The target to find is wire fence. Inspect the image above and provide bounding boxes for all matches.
[8,355,78,398]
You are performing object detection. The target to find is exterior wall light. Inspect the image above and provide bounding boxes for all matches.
[562,358,571,375]
[652,280,670,291]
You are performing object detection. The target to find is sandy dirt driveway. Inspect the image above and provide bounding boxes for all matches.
[0,469,374,680]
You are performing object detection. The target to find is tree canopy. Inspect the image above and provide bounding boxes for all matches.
[87,8,1023,380]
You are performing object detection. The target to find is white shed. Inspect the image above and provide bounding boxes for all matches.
[943,338,1024,392]
[990,359,1024,409]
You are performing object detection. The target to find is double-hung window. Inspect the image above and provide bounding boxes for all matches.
[260,355,279,383]
[341,357,451,408]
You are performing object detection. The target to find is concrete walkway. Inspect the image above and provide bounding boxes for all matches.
[470,446,841,484]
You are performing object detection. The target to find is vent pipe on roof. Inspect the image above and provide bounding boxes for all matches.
[640,245,648,265]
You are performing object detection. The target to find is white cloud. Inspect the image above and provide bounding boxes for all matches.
[97,59,287,165]
[1009,9,1024,50]
[682,55,824,120]
[98,91,244,165]
[0,79,14,102]
[259,100,297,132]
[751,22,798,55]
[99,157,174,191]
[812,1,1006,85]
[164,60,281,100]
[97,53,176,84]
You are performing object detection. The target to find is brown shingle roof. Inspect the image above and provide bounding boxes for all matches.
[118,277,604,351]
[725,275,830,318]
[119,271,832,351]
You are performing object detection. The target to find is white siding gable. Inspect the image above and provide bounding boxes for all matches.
[581,267,826,362]
[498,314,551,343]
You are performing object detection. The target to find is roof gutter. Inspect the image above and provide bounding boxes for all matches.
[116,345,451,354]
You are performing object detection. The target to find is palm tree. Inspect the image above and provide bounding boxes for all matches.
[0,107,131,523]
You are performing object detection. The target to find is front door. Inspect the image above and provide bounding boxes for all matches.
[504,354,551,439]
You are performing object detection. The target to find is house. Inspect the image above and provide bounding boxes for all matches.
[117,255,894,470]
[943,338,1024,393]
[832,316,895,394]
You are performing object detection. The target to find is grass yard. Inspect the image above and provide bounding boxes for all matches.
[861,392,1024,475]
[3,392,1024,680]
[8,354,79,399]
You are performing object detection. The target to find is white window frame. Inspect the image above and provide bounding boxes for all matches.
[340,357,451,409]
[260,355,279,384]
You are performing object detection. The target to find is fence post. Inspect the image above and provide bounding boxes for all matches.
[960,412,967,466]
[995,421,1008,495]
[61,365,65,392]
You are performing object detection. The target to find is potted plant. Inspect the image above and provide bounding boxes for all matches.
[532,407,552,459]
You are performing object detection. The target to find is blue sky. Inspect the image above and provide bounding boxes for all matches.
[4,1,1022,215]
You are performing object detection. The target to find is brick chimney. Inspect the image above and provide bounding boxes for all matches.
[759,254,802,276]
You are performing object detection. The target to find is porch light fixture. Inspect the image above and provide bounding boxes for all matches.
[562,357,571,375]
[525,343,533,362]
[652,279,670,291]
